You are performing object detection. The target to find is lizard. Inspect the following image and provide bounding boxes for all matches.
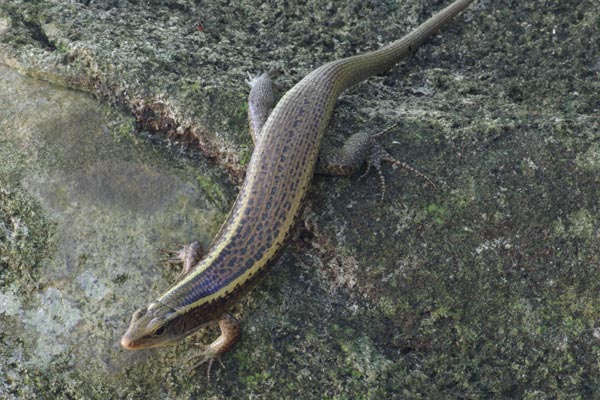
[121,0,476,369]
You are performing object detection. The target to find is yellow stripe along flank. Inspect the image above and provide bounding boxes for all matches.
[157,176,306,316]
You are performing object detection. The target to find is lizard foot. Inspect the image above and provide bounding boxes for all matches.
[159,241,204,280]
[361,143,436,201]
[184,313,241,381]
[185,343,226,381]
[245,69,281,87]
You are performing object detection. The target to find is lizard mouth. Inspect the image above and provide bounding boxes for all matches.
[120,334,140,350]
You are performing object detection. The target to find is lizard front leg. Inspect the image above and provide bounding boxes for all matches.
[186,313,241,380]
[161,241,204,282]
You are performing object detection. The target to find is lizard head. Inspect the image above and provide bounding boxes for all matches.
[120,301,208,350]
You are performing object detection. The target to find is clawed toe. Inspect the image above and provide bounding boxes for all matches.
[245,71,258,86]
[185,346,225,381]
[363,144,435,200]
[159,245,184,263]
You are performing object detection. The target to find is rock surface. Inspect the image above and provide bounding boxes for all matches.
[1,0,599,398]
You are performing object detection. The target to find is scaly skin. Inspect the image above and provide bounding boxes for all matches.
[121,0,476,362]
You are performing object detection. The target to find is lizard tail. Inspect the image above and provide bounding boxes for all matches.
[323,0,475,94]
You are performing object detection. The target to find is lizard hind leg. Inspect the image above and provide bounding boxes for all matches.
[246,70,279,144]
[316,122,435,200]
[361,143,436,200]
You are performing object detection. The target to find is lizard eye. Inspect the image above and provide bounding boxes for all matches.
[154,326,166,337]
